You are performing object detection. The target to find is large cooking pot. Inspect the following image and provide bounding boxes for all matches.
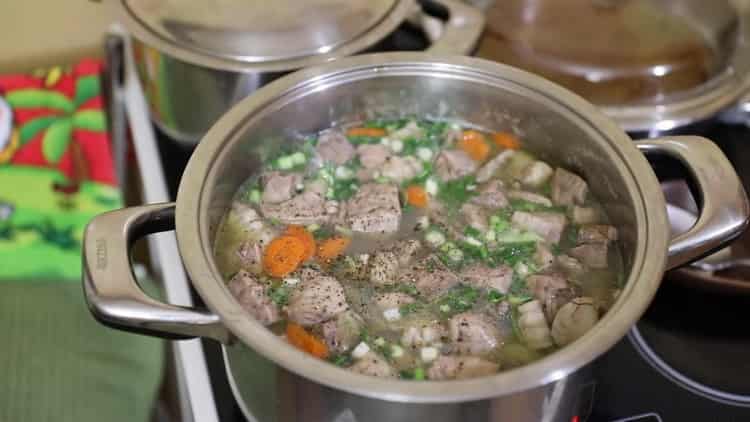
[476,0,750,135]
[82,54,749,421]
[112,0,484,145]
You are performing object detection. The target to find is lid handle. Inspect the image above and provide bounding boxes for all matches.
[418,0,485,55]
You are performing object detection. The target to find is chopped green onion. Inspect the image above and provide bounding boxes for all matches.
[290,152,307,166]
[487,289,505,304]
[508,294,533,306]
[329,354,353,367]
[248,189,261,204]
[425,230,446,248]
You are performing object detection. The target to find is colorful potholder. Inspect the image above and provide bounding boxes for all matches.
[0,59,122,281]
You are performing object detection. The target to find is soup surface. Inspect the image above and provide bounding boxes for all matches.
[215,118,624,380]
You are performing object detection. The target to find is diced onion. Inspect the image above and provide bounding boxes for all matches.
[416,216,430,230]
[420,347,439,362]
[352,342,370,359]
[417,147,433,161]
[390,345,404,358]
[390,139,404,153]
[283,277,300,286]
[464,236,483,247]
[335,166,354,180]
[425,230,446,248]
[380,137,392,146]
[277,156,293,170]
[290,152,307,166]
[374,337,386,347]
[425,178,439,195]
[383,308,401,321]
[447,248,464,263]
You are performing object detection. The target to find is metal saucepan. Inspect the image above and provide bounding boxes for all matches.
[110,0,484,145]
[82,54,748,422]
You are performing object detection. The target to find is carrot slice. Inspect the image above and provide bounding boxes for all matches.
[286,322,329,359]
[406,185,428,208]
[458,130,491,161]
[317,237,351,263]
[284,225,316,261]
[492,132,521,150]
[263,236,306,277]
[346,127,387,138]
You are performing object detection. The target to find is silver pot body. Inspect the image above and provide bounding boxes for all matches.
[82,54,749,422]
[120,0,485,145]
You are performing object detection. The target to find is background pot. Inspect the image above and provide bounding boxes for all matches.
[113,0,485,145]
[82,54,748,421]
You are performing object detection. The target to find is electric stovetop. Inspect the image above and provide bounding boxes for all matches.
[154,115,750,422]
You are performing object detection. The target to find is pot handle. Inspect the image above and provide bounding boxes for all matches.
[422,0,485,55]
[82,202,232,343]
[635,136,750,270]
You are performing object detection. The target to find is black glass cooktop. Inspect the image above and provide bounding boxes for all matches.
[156,119,750,422]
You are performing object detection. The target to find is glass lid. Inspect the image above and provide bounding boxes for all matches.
[476,0,739,106]
[122,0,399,62]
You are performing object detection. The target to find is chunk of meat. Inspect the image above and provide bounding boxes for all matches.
[381,155,423,183]
[507,190,553,207]
[569,244,609,269]
[557,254,584,275]
[357,144,391,169]
[578,225,618,244]
[321,310,364,353]
[260,187,328,226]
[316,130,355,165]
[470,179,508,209]
[520,161,554,188]
[401,323,444,349]
[435,149,478,181]
[526,274,576,322]
[571,206,600,225]
[390,120,423,141]
[427,355,499,380]
[533,243,555,272]
[461,202,490,232]
[426,201,463,240]
[518,300,554,350]
[374,292,415,310]
[261,172,302,204]
[476,150,514,183]
[344,183,402,233]
[227,270,280,325]
[460,264,513,293]
[552,167,588,205]
[369,239,423,285]
[236,241,263,274]
[551,297,599,346]
[399,256,460,299]
[511,211,567,244]
[286,275,348,326]
[448,312,502,355]
[349,352,396,377]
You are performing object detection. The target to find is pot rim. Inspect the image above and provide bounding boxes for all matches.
[175,53,669,403]
[112,0,416,73]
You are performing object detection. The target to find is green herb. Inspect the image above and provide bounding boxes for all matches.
[267,285,290,306]
[487,289,505,304]
[332,179,359,200]
[436,284,480,316]
[400,367,426,380]
[464,226,482,238]
[312,226,335,240]
[508,294,533,306]
[403,162,433,187]
[489,215,510,233]
[437,176,478,207]
[399,302,423,316]
[347,135,382,145]
[420,120,448,141]
[363,118,409,130]
[486,242,537,267]
[329,354,353,367]
[397,283,419,296]
[401,137,435,156]
[550,243,562,256]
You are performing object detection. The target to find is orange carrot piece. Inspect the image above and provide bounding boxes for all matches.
[406,185,429,208]
[346,127,387,138]
[458,130,491,161]
[284,225,316,261]
[263,236,306,277]
[492,132,521,150]
[317,237,351,263]
[286,323,329,359]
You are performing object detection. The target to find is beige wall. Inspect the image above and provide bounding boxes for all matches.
[0,0,114,73]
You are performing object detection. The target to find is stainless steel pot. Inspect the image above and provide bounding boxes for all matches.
[82,54,749,422]
[112,0,484,145]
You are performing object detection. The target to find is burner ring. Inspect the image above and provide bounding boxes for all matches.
[629,326,750,408]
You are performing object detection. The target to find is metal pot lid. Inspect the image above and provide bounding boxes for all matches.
[119,0,404,67]
[476,0,750,132]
